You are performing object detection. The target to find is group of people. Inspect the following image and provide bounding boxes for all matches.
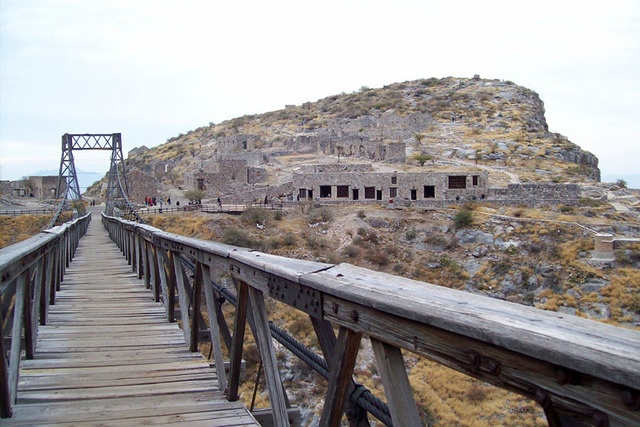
[144,196,172,207]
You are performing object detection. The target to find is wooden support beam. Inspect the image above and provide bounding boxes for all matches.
[172,251,192,349]
[22,267,34,360]
[215,296,233,351]
[161,250,176,322]
[247,286,289,425]
[320,326,362,427]
[142,240,151,289]
[0,312,11,418]
[228,279,249,402]
[310,317,369,426]
[38,252,51,326]
[190,262,202,353]
[199,262,228,393]
[8,272,26,405]
[371,338,421,426]
[136,235,143,279]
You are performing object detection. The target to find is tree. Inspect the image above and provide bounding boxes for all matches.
[184,189,205,202]
[413,154,432,166]
[616,178,627,189]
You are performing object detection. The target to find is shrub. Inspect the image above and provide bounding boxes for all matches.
[357,210,366,219]
[241,207,271,226]
[281,232,297,247]
[366,250,389,266]
[578,197,602,207]
[405,228,417,241]
[453,209,473,229]
[274,211,284,221]
[222,227,254,247]
[308,207,333,224]
[342,244,361,259]
[616,178,627,188]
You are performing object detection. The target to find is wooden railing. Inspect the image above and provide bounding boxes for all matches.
[101,213,638,425]
[0,213,90,417]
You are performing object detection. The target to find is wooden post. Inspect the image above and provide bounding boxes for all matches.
[39,251,52,325]
[190,262,202,353]
[136,235,144,280]
[172,252,192,349]
[163,250,177,322]
[199,262,228,393]
[155,248,171,319]
[320,327,362,427]
[227,279,249,402]
[149,244,160,302]
[371,338,421,426]
[142,240,151,289]
[247,286,289,425]
[22,267,34,360]
[8,272,27,405]
[311,318,369,426]
[0,310,11,418]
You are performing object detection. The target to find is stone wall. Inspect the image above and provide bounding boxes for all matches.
[126,170,160,203]
[226,182,294,204]
[297,164,373,174]
[0,181,13,197]
[317,138,406,163]
[220,151,268,167]
[248,167,267,184]
[488,183,581,203]
[184,159,250,194]
[328,112,432,141]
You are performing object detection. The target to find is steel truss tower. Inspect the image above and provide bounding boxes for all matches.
[55,133,132,217]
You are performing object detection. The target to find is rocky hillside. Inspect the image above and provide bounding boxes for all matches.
[121,76,600,196]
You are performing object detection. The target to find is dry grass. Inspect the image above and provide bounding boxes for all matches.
[0,215,52,249]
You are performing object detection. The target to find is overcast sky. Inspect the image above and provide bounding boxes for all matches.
[1,0,638,182]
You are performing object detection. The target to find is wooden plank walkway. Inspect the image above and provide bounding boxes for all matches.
[6,212,259,426]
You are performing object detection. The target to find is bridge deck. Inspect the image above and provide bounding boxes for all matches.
[6,212,258,426]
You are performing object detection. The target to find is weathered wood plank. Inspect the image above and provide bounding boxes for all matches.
[303,263,640,390]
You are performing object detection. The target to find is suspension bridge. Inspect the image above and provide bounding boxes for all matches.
[0,134,639,426]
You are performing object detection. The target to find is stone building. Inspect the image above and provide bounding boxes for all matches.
[184,159,267,193]
[216,134,258,153]
[293,167,488,203]
[28,176,58,199]
[317,138,406,163]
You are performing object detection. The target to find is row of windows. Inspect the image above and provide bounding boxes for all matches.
[302,185,437,200]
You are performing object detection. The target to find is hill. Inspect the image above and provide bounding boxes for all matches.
[108,76,600,203]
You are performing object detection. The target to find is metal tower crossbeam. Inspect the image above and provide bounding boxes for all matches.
[50,133,142,228]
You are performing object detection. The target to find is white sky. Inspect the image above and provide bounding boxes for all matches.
[1,0,639,181]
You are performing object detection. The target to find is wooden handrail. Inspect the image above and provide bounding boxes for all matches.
[102,213,640,426]
[0,213,91,418]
